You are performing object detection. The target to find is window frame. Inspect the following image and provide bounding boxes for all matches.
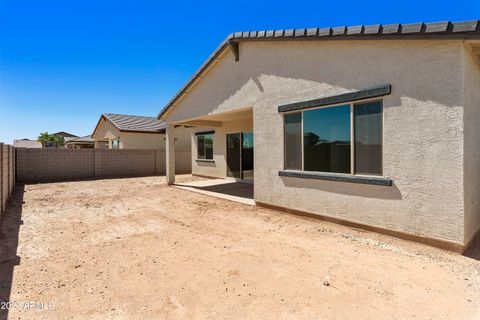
[196,132,214,161]
[283,98,383,177]
[111,139,120,149]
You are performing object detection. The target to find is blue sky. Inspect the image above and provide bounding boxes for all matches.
[0,0,478,143]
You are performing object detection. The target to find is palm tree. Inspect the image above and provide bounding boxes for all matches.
[37,132,51,148]
[51,134,65,148]
[37,132,65,148]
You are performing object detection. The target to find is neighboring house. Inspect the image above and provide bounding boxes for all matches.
[41,132,79,148]
[92,113,190,151]
[65,135,95,149]
[158,20,480,252]
[13,139,42,148]
[53,131,78,142]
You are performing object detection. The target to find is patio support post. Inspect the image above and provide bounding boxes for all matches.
[166,123,175,185]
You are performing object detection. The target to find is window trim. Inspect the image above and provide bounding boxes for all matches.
[278,170,392,186]
[282,97,387,183]
[278,84,391,113]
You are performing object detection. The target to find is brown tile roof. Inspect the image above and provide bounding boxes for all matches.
[103,113,166,133]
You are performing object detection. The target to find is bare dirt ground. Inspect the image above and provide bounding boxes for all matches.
[0,176,479,320]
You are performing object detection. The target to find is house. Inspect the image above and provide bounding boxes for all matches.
[92,113,190,151]
[46,132,79,148]
[65,135,95,149]
[53,131,78,142]
[13,139,42,148]
[158,20,480,252]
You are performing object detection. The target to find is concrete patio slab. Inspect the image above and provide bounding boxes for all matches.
[173,178,255,205]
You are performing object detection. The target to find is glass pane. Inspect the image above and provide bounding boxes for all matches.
[354,101,382,175]
[205,134,213,159]
[227,133,241,179]
[197,135,205,159]
[284,113,302,170]
[303,105,351,173]
[242,132,254,182]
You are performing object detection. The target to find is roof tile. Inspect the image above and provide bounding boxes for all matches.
[318,28,331,36]
[452,20,479,32]
[284,29,294,37]
[332,26,346,36]
[364,24,382,34]
[382,23,400,34]
[401,22,424,34]
[346,26,363,35]
[294,29,306,37]
[306,28,318,36]
[425,21,451,33]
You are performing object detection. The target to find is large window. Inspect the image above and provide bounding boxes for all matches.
[284,100,382,175]
[197,132,214,160]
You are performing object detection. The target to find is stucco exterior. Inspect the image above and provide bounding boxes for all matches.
[463,42,480,245]
[93,117,191,151]
[162,39,480,248]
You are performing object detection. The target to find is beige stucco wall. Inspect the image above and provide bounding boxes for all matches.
[93,120,191,151]
[191,118,252,178]
[165,39,470,244]
[93,119,121,148]
[463,44,480,244]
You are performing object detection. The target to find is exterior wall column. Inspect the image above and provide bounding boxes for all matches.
[166,123,175,185]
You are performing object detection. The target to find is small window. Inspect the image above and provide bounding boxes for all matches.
[197,133,214,160]
[284,113,302,170]
[354,101,382,175]
[112,139,120,149]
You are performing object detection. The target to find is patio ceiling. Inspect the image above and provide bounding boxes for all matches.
[175,107,252,127]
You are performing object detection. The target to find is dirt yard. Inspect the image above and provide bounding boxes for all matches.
[0,176,479,319]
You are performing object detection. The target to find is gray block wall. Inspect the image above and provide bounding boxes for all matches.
[0,143,16,216]
[15,148,191,183]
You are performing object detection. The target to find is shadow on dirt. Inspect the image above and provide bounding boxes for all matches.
[0,185,25,320]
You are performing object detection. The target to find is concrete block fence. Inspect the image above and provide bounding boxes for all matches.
[0,143,15,216]
[16,148,191,184]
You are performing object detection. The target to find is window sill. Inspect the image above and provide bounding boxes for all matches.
[196,159,215,163]
[278,170,392,186]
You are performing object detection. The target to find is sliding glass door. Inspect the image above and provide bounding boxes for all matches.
[226,132,254,182]
[227,133,241,179]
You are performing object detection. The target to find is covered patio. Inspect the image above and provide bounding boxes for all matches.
[164,107,254,188]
